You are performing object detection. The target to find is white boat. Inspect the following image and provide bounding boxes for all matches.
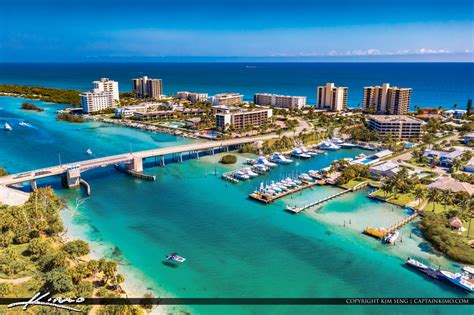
[270,184,282,193]
[439,270,474,293]
[234,171,250,180]
[256,156,277,168]
[246,158,256,165]
[270,152,293,164]
[242,167,258,177]
[86,149,93,155]
[383,231,400,244]
[462,266,474,276]
[406,258,428,270]
[253,164,268,174]
[165,253,186,263]
[4,122,12,131]
[298,174,312,181]
[319,141,341,151]
[300,147,317,156]
[291,148,311,159]
[331,138,344,145]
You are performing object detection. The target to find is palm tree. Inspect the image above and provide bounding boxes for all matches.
[414,187,426,208]
[441,190,453,211]
[427,189,441,212]
[381,180,393,198]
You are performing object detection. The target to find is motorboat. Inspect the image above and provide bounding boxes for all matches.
[331,138,344,145]
[253,164,268,174]
[291,148,311,159]
[406,258,428,270]
[4,122,12,131]
[86,149,93,155]
[383,231,400,244]
[234,171,250,180]
[341,142,357,148]
[165,253,186,263]
[242,167,258,177]
[462,266,474,276]
[439,270,474,293]
[256,156,277,168]
[300,147,317,156]
[319,141,341,151]
[270,152,293,164]
[298,173,312,181]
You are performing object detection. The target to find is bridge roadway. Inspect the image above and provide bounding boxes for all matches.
[0,135,277,187]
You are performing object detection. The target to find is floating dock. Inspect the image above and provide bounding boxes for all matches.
[250,180,319,204]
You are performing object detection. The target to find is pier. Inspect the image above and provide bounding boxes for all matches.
[363,212,419,239]
[221,170,240,183]
[250,180,319,204]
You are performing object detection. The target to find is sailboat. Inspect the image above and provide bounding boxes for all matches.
[4,122,12,131]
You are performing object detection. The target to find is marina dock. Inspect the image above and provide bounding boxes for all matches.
[222,170,240,183]
[250,180,319,204]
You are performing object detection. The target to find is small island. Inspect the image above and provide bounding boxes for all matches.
[20,102,44,112]
[56,112,84,123]
[221,154,237,164]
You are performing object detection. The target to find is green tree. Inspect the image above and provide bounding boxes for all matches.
[44,268,74,293]
[28,238,52,259]
[62,240,90,258]
[427,189,442,212]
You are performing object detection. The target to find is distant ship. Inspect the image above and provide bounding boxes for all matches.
[4,122,12,131]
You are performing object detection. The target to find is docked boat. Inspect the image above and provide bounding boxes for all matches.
[319,141,341,151]
[291,148,311,159]
[406,258,428,270]
[270,152,293,164]
[4,122,12,131]
[341,142,357,148]
[256,156,277,168]
[242,167,258,177]
[462,266,474,276]
[439,270,474,293]
[383,230,400,244]
[253,164,268,174]
[300,147,317,156]
[298,173,312,182]
[246,158,256,165]
[165,252,186,263]
[234,171,250,180]
[331,138,344,145]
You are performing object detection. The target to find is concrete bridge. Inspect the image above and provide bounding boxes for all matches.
[0,135,277,190]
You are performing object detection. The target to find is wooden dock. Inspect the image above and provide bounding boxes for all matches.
[222,171,240,183]
[285,188,351,213]
[363,212,419,239]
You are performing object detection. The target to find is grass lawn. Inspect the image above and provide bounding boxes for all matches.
[370,189,418,207]
[339,177,371,189]
[423,202,458,213]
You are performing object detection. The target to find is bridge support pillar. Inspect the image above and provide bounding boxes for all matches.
[30,180,37,191]
[226,146,229,152]
[161,156,165,166]
[179,153,183,163]
[126,156,143,172]
[62,168,81,189]
[196,151,200,159]
[212,149,215,155]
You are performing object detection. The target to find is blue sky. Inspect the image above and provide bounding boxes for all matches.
[0,0,473,62]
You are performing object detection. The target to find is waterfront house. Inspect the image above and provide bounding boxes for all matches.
[423,148,464,167]
[368,161,400,178]
[428,177,474,195]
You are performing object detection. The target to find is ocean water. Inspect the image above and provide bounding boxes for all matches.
[0,62,473,109]
[0,96,472,314]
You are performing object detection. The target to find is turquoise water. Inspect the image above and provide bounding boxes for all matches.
[0,96,472,314]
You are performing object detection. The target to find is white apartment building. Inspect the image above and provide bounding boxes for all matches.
[81,91,114,113]
[176,91,209,103]
[93,78,120,101]
[316,83,348,111]
[254,93,306,110]
[209,93,243,106]
[363,83,412,115]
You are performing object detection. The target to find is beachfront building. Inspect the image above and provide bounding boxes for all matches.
[133,108,206,121]
[316,83,348,111]
[216,108,272,131]
[209,93,243,106]
[93,78,120,101]
[368,115,423,140]
[176,91,208,103]
[81,91,114,113]
[132,76,163,99]
[368,161,401,178]
[363,83,412,115]
[464,132,474,144]
[254,93,306,110]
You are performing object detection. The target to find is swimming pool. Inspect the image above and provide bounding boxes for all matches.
[161,121,185,128]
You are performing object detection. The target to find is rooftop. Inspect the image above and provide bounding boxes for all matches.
[428,177,474,195]
[368,115,424,124]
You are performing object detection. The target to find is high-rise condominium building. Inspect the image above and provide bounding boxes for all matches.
[93,78,120,101]
[81,78,119,113]
[254,93,306,110]
[216,108,272,131]
[368,115,423,140]
[209,93,243,106]
[363,83,412,115]
[316,83,348,111]
[132,76,163,99]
